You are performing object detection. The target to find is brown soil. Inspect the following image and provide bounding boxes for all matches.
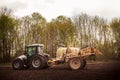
[0,61,120,80]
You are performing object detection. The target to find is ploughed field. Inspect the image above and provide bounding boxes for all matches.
[0,61,120,80]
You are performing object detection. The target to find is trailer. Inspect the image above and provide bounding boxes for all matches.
[48,46,102,70]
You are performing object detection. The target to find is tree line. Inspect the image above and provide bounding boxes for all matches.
[0,7,120,63]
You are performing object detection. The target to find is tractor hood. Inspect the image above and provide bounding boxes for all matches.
[17,55,27,60]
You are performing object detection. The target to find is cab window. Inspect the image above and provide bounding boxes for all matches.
[38,46,43,54]
[27,47,36,56]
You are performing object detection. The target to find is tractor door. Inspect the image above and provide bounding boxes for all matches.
[26,46,37,60]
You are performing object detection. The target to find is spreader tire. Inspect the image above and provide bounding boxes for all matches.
[81,59,86,69]
[68,57,84,70]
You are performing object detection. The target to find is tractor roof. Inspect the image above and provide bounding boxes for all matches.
[26,44,44,47]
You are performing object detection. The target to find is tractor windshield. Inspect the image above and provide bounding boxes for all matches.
[27,47,36,56]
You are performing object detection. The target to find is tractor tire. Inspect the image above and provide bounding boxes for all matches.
[12,59,23,70]
[43,57,49,68]
[30,56,45,69]
[68,57,84,70]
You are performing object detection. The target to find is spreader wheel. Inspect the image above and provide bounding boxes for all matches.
[68,57,84,70]
[81,59,86,69]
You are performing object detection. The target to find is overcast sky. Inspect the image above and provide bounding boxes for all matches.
[0,0,120,21]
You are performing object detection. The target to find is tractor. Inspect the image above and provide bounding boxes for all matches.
[12,44,50,70]
[12,44,102,70]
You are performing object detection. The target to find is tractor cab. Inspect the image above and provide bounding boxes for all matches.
[25,44,44,57]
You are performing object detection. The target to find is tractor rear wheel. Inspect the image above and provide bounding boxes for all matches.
[12,59,23,70]
[68,57,84,70]
[30,56,45,69]
[43,56,49,68]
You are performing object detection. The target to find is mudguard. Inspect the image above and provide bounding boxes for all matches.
[16,55,27,61]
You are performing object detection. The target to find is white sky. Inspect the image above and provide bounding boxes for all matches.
[0,0,120,21]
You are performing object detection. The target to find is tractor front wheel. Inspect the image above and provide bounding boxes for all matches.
[12,59,23,70]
